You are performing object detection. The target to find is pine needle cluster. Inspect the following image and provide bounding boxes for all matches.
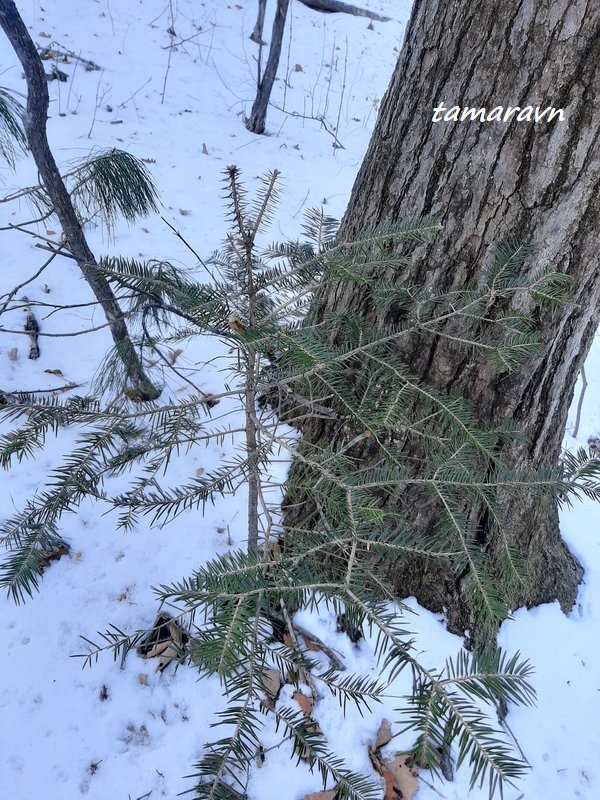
[2,166,600,800]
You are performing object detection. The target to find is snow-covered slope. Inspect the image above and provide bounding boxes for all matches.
[1,2,599,799]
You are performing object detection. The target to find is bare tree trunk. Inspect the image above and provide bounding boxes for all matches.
[246,0,290,135]
[250,0,268,45]
[0,0,160,401]
[285,0,599,641]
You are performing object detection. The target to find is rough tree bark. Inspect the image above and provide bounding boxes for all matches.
[0,0,160,401]
[285,0,599,638]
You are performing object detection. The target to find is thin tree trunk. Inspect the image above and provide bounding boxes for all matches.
[285,0,599,641]
[0,0,160,401]
[250,0,268,45]
[246,0,290,135]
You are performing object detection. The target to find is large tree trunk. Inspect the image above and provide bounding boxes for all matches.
[0,0,160,402]
[285,0,599,640]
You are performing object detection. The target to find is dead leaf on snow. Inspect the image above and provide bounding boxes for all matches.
[385,753,419,800]
[302,633,321,652]
[370,749,420,800]
[301,790,337,800]
[8,347,18,361]
[137,614,189,672]
[293,690,314,716]
[260,668,282,710]
[292,688,323,763]
[38,542,70,571]
[373,718,393,750]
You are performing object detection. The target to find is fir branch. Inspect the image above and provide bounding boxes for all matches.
[0,85,27,168]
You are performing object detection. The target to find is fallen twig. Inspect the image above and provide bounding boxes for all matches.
[293,621,346,671]
[38,41,101,71]
[21,296,40,358]
[297,0,391,22]
[279,599,321,700]
[0,382,84,399]
[269,102,345,149]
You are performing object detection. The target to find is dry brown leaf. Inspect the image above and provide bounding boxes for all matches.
[369,750,389,791]
[378,753,419,800]
[142,640,171,659]
[301,791,337,800]
[8,347,18,361]
[157,643,181,672]
[373,719,393,750]
[44,368,64,376]
[137,614,189,672]
[137,673,149,686]
[282,631,294,648]
[260,668,282,710]
[302,633,321,652]
[38,542,70,570]
[293,690,314,716]
[293,63,303,72]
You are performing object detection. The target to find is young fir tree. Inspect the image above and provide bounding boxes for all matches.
[2,167,600,800]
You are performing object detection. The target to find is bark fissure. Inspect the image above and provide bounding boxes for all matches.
[285,0,599,640]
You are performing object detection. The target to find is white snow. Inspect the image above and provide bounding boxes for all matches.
[1,2,598,799]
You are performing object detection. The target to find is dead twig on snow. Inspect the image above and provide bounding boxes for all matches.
[21,296,40,358]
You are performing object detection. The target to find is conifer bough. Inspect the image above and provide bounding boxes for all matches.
[4,169,600,800]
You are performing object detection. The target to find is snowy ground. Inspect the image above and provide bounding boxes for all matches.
[1,2,599,799]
